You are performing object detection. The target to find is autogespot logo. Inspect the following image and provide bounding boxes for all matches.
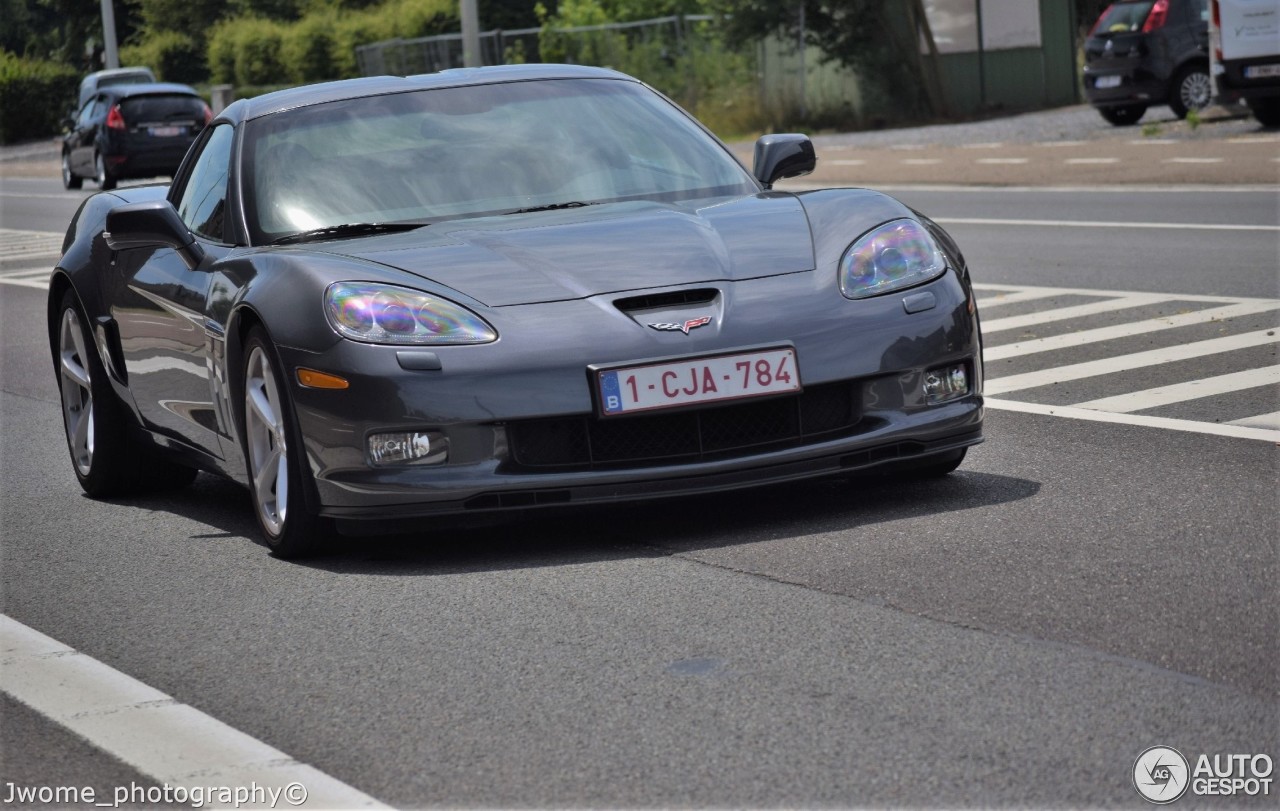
[1133,746,1191,804]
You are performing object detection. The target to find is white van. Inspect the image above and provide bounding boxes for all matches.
[1209,0,1280,125]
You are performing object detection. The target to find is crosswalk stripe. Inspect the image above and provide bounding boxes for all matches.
[985,329,1280,395]
[975,288,1082,309]
[0,277,51,290]
[984,398,1280,443]
[1228,410,1280,429]
[984,300,1280,361]
[1073,365,1280,413]
[981,294,1168,334]
[939,217,1280,232]
[971,282,1274,305]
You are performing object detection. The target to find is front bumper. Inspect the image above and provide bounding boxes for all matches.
[278,269,984,529]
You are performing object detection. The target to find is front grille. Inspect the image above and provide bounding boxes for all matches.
[506,381,862,471]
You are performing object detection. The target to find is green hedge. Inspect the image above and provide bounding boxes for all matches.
[0,51,78,144]
[119,31,207,85]
[207,0,456,86]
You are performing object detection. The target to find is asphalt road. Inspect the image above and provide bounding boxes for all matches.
[1,171,1277,808]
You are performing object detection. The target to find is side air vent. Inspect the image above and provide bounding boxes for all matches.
[614,288,718,313]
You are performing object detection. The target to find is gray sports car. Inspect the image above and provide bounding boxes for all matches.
[49,65,984,556]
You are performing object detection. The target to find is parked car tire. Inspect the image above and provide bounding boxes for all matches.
[1168,64,1211,119]
[61,151,82,190]
[240,327,330,557]
[1247,97,1280,128]
[1098,104,1147,126]
[94,152,117,190]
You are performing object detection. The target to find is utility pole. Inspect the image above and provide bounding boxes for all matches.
[460,0,481,68]
[100,0,120,69]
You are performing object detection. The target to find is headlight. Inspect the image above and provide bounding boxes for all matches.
[324,282,497,345]
[839,219,947,300]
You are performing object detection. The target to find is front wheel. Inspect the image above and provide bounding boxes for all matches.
[1098,104,1147,126]
[241,328,330,556]
[1169,64,1211,119]
[94,152,117,190]
[62,151,82,190]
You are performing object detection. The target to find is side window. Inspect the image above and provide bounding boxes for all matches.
[78,98,99,127]
[175,124,235,242]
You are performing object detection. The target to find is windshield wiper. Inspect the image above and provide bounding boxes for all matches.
[271,222,426,246]
[505,201,595,215]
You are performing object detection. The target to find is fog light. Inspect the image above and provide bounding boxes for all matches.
[923,363,969,404]
[368,431,448,466]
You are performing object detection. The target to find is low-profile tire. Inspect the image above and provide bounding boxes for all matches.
[94,152,117,191]
[1168,64,1211,119]
[61,151,82,190]
[240,327,330,557]
[1098,104,1147,126]
[57,288,151,496]
[1248,97,1280,128]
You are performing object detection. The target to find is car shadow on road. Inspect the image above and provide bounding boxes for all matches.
[278,469,1042,576]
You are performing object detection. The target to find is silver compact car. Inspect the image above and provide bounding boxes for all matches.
[49,65,984,556]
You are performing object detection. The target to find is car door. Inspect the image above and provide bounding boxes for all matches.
[69,96,101,175]
[110,123,236,457]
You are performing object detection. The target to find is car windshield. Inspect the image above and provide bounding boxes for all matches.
[1093,1,1155,34]
[242,78,757,244]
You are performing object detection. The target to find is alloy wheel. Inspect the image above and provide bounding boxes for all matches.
[1180,70,1211,112]
[58,308,95,476]
[244,345,288,535]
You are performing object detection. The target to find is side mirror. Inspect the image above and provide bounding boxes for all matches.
[61,116,75,131]
[105,201,206,271]
[753,134,816,188]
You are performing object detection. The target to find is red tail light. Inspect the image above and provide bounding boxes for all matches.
[1143,0,1170,32]
[1090,4,1115,35]
[106,104,126,131]
[202,103,213,126]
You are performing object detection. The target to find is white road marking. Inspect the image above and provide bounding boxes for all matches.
[829,159,866,166]
[1229,410,1280,429]
[984,329,1280,395]
[1073,365,1280,412]
[971,283,1275,305]
[0,615,388,807]
[889,143,927,150]
[1065,158,1120,164]
[976,158,1029,164]
[1162,157,1225,164]
[0,267,52,290]
[1129,139,1176,145]
[962,142,1005,149]
[984,300,1280,360]
[984,398,1280,443]
[1035,140,1087,147]
[901,158,943,165]
[980,294,1168,334]
[974,288,1078,308]
[936,217,1279,232]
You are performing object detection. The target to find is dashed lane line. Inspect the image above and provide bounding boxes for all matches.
[0,614,388,807]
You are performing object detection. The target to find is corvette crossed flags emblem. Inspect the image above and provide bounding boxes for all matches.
[648,316,713,334]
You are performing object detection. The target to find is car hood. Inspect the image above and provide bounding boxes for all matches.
[314,195,816,307]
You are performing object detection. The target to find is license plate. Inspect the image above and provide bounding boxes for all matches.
[596,347,799,417]
[148,126,183,137]
[1244,64,1280,79]
[1095,75,1122,89]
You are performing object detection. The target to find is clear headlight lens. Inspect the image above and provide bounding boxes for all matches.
[324,282,496,345]
[839,218,947,300]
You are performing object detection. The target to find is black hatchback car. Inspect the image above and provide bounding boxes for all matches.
[62,83,211,190]
[1083,0,1211,125]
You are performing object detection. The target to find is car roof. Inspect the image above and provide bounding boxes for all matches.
[226,64,635,123]
[100,82,202,100]
[83,67,156,84]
